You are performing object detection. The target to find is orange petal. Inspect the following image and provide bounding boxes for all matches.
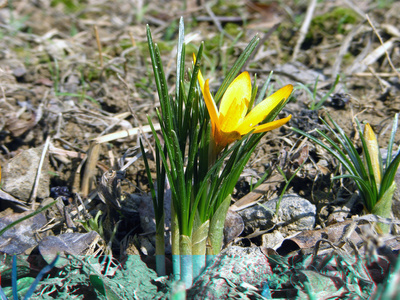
[203,79,220,133]
[252,115,292,133]
[219,72,251,120]
[236,84,293,135]
[214,129,241,153]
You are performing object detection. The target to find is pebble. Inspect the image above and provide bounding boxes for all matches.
[263,194,316,232]
[188,246,272,299]
[2,146,50,201]
[237,194,316,236]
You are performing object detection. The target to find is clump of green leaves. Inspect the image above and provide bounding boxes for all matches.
[77,211,104,237]
[142,18,292,288]
[293,114,400,232]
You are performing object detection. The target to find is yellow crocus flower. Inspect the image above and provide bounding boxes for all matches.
[364,123,381,188]
[197,67,293,153]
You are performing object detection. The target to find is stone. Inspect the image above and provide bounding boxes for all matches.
[237,203,275,236]
[262,230,285,249]
[188,246,272,299]
[2,146,50,201]
[0,211,47,254]
[263,194,316,231]
[237,194,316,236]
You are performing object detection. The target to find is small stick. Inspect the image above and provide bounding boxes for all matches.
[353,72,398,77]
[31,136,51,209]
[332,24,363,79]
[81,123,160,196]
[366,14,400,81]
[81,142,101,197]
[205,2,234,41]
[129,32,136,47]
[49,143,86,159]
[94,25,104,68]
[241,23,280,72]
[117,73,157,160]
[92,123,161,144]
[292,0,317,61]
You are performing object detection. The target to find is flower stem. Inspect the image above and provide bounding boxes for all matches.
[192,220,209,279]
[171,201,180,281]
[179,235,193,289]
[155,215,165,276]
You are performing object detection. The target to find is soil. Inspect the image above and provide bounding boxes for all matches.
[0,0,400,299]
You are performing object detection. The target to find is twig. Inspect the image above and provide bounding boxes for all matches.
[205,2,234,41]
[345,35,372,74]
[30,136,51,209]
[92,123,161,144]
[194,16,245,23]
[366,14,400,81]
[348,37,398,74]
[94,25,103,68]
[367,66,391,91]
[241,22,280,72]
[81,142,100,197]
[353,72,399,77]
[332,24,365,79]
[343,0,366,20]
[77,76,160,192]
[129,32,136,47]
[49,143,86,159]
[292,0,317,61]
[117,73,157,161]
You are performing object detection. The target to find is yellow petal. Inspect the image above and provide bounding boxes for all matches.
[236,84,293,135]
[193,53,205,94]
[219,72,251,120]
[364,123,381,185]
[252,115,292,133]
[203,79,220,133]
[219,96,247,132]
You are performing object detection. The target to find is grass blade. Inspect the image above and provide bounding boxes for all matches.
[0,200,57,237]
[380,151,400,199]
[386,113,399,169]
[23,255,59,300]
[214,35,259,103]
[0,287,7,300]
[12,256,17,300]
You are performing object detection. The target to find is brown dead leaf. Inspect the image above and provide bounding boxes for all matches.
[35,78,54,87]
[224,209,244,245]
[5,112,36,137]
[276,220,363,255]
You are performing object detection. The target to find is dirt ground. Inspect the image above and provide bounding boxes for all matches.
[1,0,400,298]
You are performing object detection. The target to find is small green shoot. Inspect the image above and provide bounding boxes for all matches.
[249,170,271,192]
[275,161,306,215]
[296,74,340,110]
[56,92,100,106]
[77,210,104,237]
